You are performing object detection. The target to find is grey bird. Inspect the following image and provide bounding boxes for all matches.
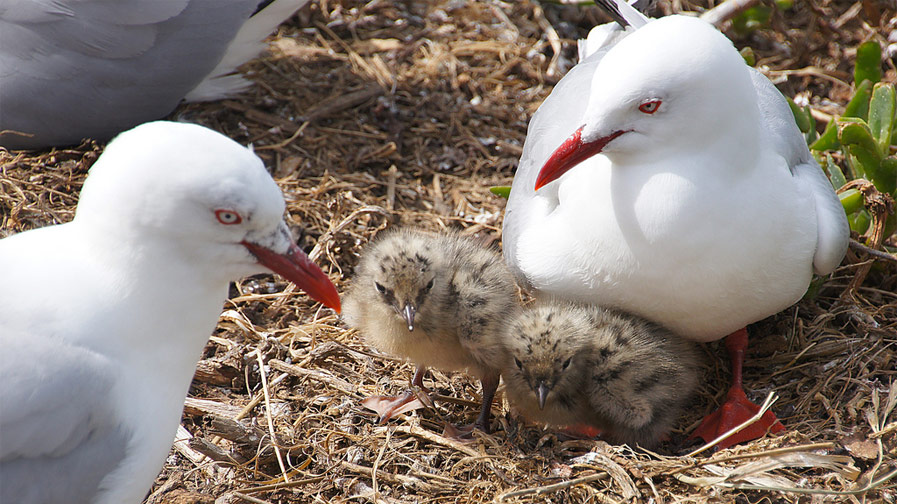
[0,0,308,149]
[343,228,519,433]
[502,301,700,447]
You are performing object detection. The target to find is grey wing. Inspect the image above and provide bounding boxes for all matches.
[749,69,849,274]
[502,50,606,283]
[0,332,128,503]
[0,0,258,149]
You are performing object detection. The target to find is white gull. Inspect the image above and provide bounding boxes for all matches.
[502,14,848,447]
[0,121,341,503]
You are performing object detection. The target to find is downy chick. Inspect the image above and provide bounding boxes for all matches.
[502,301,700,447]
[343,228,519,432]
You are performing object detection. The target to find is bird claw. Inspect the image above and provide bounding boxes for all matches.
[690,387,785,450]
[361,392,429,422]
[441,421,491,441]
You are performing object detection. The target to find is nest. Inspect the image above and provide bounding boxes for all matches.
[1,0,895,503]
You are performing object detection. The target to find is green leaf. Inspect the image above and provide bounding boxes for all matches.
[732,5,772,35]
[775,0,793,9]
[848,209,871,234]
[844,79,873,119]
[740,47,756,67]
[839,188,864,215]
[787,97,811,133]
[803,274,825,300]
[804,105,817,144]
[854,41,882,87]
[847,145,890,192]
[881,156,897,196]
[868,82,896,155]
[490,186,511,198]
[839,120,879,154]
[810,120,840,151]
[824,154,847,189]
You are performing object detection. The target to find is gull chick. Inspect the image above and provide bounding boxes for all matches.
[343,228,518,432]
[502,302,700,447]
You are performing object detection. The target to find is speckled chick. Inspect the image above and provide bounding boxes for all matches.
[343,228,519,432]
[502,301,700,447]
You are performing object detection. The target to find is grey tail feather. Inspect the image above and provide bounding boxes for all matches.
[592,0,654,28]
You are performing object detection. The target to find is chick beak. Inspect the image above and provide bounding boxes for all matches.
[536,382,550,410]
[534,127,628,191]
[402,303,416,332]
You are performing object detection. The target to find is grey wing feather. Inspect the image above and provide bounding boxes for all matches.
[0,331,128,503]
[749,69,849,274]
[0,0,259,149]
[793,161,850,274]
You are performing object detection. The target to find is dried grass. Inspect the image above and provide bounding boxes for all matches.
[1,0,895,503]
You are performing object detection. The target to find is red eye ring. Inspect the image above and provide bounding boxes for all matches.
[215,209,243,225]
[638,100,661,114]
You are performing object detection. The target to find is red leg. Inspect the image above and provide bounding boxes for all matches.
[690,328,785,449]
[562,424,603,438]
[361,366,432,422]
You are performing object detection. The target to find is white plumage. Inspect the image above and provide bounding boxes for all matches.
[0,121,339,503]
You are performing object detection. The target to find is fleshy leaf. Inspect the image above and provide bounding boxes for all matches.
[844,80,873,120]
[839,121,879,154]
[787,97,811,133]
[740,47,756,66]
[824,154,847,189]
[848,209,872,234]
[810,121,840,151]
[490,186,511,198]
[854,41,882,87]
[880,157,897,196]
[868,83,895,155]
[838,188,864,215]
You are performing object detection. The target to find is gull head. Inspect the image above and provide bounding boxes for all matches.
[73,121,340,312]
[535,15,758,190]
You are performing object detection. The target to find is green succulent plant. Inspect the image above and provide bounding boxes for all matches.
[790,41,896,243]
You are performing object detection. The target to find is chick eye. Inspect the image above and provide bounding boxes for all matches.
[638,100,661,114]
[514,357,524,370]
[215,209,242,225]
[374,282,387,294]
[561,357,573,370]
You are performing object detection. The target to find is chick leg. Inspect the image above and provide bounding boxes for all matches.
[361,366,432,422]
[690,328,784,449]
[443,370,500,439]
[473,370,500,433]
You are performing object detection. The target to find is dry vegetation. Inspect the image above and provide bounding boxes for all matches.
[1,0,896,503]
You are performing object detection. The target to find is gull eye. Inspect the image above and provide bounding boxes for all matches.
[638,100,661,114]
[215,209,242,225]
[514,357,524,370]
[561,357,573,370]
[374,282,387,294]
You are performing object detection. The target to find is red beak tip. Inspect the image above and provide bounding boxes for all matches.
[329,296,342,314]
